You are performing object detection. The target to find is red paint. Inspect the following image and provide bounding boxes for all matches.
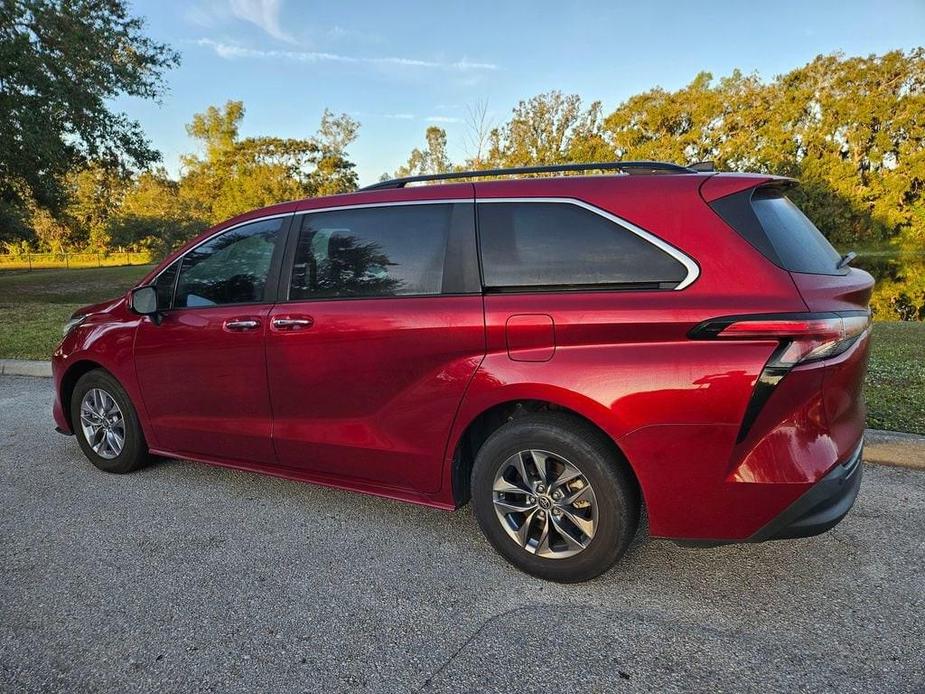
[52,172,873,542]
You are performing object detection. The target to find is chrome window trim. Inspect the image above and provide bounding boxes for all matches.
[476,197,700,290]
[149,196,700,292]
[299,196,699,290]
[299,199,471,216]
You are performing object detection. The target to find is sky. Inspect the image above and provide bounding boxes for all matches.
[119,0,925,186]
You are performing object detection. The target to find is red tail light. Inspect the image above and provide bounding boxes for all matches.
[690,312,871,367]
[689,311,871,442]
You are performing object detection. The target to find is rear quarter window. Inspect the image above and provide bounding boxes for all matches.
[711,187,844,276]
[477,202,687,289]
[751,190,843,275]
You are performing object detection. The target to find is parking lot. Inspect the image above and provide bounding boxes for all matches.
[1,374,923,693]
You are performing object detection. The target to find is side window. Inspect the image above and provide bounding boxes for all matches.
[153,260,178,309]
[289,204,456,300]
[175,217,284,308]
[477,202,687,288]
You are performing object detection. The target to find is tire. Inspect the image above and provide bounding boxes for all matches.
[471,412,639,583]
[70,369,150,474]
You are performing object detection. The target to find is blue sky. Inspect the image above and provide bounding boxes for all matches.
[120,0,925,186]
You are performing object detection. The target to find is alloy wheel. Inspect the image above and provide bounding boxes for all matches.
[492,449,598,559]
[79,388,125,460]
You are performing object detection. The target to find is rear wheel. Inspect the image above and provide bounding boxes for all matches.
[70,369,150,474]
[471,412,639,582]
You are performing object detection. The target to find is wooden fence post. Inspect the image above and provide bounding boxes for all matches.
[27,253,32,271]
[64,253,69,269]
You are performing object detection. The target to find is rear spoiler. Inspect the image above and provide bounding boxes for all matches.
[699,174,797,203]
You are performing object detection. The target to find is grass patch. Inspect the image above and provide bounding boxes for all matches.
[865,322,925,435]
[0,264,153,304]
[0,265,153,360]
[0,302,84,360]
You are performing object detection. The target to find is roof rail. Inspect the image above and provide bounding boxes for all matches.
[362,161,696,191]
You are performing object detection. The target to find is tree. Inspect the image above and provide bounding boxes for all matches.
[65,163,130,251]
[108,169,208,254]
[463,99,494,169]
[601,51,925,247]
[394,126,452,177]
[488,91,609,167]
[181,101,359,222]
[310,110,360,196]
[0,0,178,219]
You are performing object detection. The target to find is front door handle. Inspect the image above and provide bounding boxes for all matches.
[272,316,314,331]
[223,318,261,331]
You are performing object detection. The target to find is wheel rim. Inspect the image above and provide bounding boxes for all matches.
[492,449,598,559]
[79,388,125,460]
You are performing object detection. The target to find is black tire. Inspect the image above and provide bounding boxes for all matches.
[471,412,639,583]
[70,369,150,474]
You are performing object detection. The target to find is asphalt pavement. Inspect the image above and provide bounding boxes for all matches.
[1,375,923,693]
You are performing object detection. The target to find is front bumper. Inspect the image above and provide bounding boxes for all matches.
[750,441,864,542]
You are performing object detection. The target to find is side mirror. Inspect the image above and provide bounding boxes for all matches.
[130,286,160,323]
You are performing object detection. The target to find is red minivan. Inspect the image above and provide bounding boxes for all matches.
[52,162,873,582]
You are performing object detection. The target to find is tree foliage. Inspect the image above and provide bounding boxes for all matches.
[181,101,358,223]
[393,126,452,178]
[0,0,178,216]
[487,91,609,167]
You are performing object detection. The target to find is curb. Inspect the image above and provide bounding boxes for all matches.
[864,429,925,470]
[0,359,52,378]
[1,359,922,470]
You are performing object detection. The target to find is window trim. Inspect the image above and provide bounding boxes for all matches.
[147,194,699,308]
[146,212,294,311]
[476,197,700,291]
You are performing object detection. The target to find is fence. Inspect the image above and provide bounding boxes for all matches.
[0,251,153,271]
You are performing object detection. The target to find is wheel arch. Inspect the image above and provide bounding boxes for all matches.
[448,392,643,510]
[59,359,109,431]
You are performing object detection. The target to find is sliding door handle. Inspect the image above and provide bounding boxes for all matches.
[223,318,260,331]
[272,316,314,330]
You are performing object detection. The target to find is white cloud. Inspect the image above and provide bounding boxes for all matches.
[229,0,293,43]
[426,116,462,123]
[195,38,499,72]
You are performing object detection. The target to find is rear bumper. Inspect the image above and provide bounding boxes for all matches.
[750,441,863,541]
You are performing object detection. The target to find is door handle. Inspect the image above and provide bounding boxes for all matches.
[272,316,314,331]
[223,318,261,331]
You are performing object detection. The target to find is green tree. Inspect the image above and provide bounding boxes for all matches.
[311,110,360,196]
[394,126,452,177]
[180,101,359,222]
[601,51,925,248]
[0,0,178,221]
[488,91,609,167]
[108,169,208,255]
[64,163,130,251]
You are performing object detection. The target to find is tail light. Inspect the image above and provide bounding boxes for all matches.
[689,311,871,442]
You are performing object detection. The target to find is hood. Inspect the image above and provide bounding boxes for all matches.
[71,295,127,319]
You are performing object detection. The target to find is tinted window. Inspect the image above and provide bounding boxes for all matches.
[477,202,686,288]
[153,260,178,309]
[751,190,843,275]
[289,204,454,300]
[175,217,284,308]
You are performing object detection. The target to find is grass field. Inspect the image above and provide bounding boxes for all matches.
[0,265,153,362]
[865,322,925,434]
[0,266,922,434]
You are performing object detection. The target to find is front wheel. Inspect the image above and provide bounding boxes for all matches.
[471,412,639,583]
[70,369,150,474]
